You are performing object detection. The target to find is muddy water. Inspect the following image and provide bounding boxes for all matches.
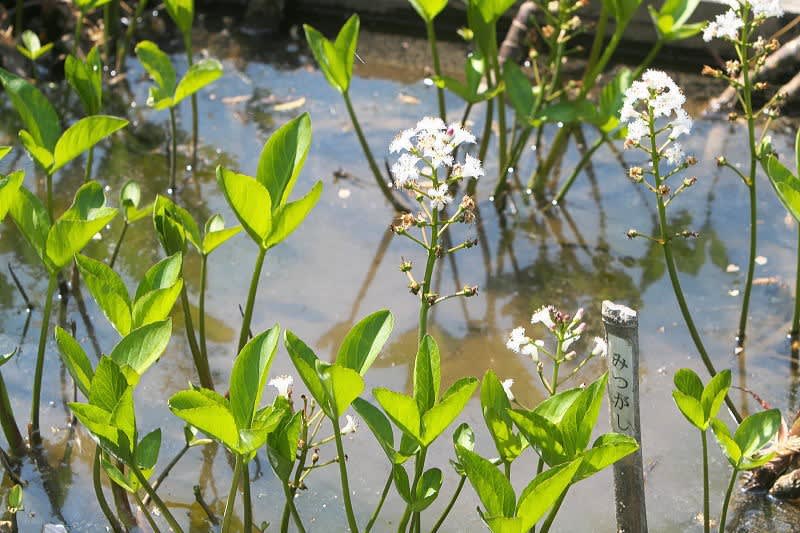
[1,18,800,532]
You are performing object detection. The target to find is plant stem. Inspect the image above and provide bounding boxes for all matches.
[144,443,190,505]
[185,37,199,169]
[242,458,252,533]
[719,467,738,533]
[407,447,428,532]
[46,173,54,222]
[132,462,184,533]
[425,21,446,122]
[84,146,94,182]
[469,98,494,198]
[169,107,178,193]
[794,226,800,336]
[364,470,393,533]
[648,109,742,423]
[180,285,213,389]
[108,221,128,269]
[552,132,604,205]
[429,475,466,533]
[117,0,149,70]
[222,456,243,533]
[112,459,138,529]
[238,246,266,352]
[418,210,439,343]
[397,506,412,533]
[93,447,125,533]
[701,431,710,533]
[539,489,567,533]
[198,254,209,366]
[342,91,406,211]
[134,491,162,533]
[0,370,24,456]
[31,273,57,443]
[74,12,84,56]
[332,416,359,532]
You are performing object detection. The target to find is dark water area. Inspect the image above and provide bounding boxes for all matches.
[1,15,800,532]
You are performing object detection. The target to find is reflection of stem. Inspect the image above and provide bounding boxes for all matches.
[552,131,605,205]
[429,475,466,533]
[143,443,190,505]
[93,448,125,533]
[31,274,57,443]
[133,491,161,532]
[108,221,128,269]
[186,38,199,170]
[0,370,25,456]
[719,467,738,533]
[238,247,266,353]
[342,91,406,211]
[117,0,149,71]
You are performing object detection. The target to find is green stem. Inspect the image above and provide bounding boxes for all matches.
[108,221,128,269]
[111,459,138,529]
[418,211,439,343]
[408,447,428,532]
[180,284,213,389]
[0,370,24,456]
[281,483,307,533]
[198,253,209,366]
[584,6,607,77]
[429,475,466,533]
[186,40,199,169]
[84,146,94,183]
[103,5,111,61]
[342,91,406,211]
[117,0,149,70]
[701,431,710,533]
[539,489,567,533]
[242,458,252,533]
[503,461,511,480]
[425,21,446,123]
[365,470,393,533]
[31,274,57,443]
[74,12,84,56]
[719,467,738,533]
[93,447,125,533]
[169,107,178,193]
[528,125,573,199]
[397,506,412,533]
[332,417,359,533]
[134,491,162,533]
[237,246,266,352]
[131,462,184,533]
[552,132,605,205]
[469,98,494,198]
[46,173,54,223]
[221,456,243,533]
[793,226,800,336]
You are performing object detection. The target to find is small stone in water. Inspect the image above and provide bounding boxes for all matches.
[726,264,740,273]
[755,256,768,265]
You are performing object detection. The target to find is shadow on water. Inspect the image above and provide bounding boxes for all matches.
[2,13,800,532]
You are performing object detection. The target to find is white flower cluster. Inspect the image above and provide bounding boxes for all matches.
[620,70,692,161]
[506,306,608,362]
[390,117,484,212]
[703,0,783,42]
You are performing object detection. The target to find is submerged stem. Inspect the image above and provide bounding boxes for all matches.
[222,456,243,533]
[31,274,57,443]
[430,475,466,533]
[93,448,125,533]
[169,107,178,193]
[132,463,184,533]
[719,467,738,533]
[701,431,710,533]
[238,246,266,353]
[0,369,24,456]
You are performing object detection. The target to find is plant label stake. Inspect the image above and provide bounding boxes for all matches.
[602,300,648,533]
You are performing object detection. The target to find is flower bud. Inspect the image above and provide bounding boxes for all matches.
[754,82,768,91]
[548,1,559,12]
[685,155,697,166]
[727,112,739,122]
[399,259,413,272]
[657,184,670,197]
[462,285,478,297]
[628,166,644,182]
[683,176,698,187]
[701,65,722,78]
[542,25,555,38]
[408,281,420,294]
[716,156,727,167]
[626,229,638,239]
[681,230,699,238]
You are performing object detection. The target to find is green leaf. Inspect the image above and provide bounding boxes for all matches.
[109,319,172,377]
[575,433,638,481]
[711,418,742,467]
[101,457,138,492]
[46,181,118,270]
[534,99,596,126]
[413,335,441,413]
[120,180,143,221]
[412,468,443,511]
[673,368,703,400]
[267,410,302,481]
[216,166,272,246]
[239,406,287,454]
[734,409,781,459]
[700,369,731,421]
[284,331,329,416]
[257,113,313,206]
[352,398,409,464]
[336,309,394,376]
[0,170,24,221]
[0,146,10,161]
[303,15,359,93]
[508,409,567,467]
[74,0,112,10]
[9,185,50,266]
[457,445,515,518]
[318,363,364,418]
[408,0,448,22]
[18,30,53,60]
[650,0,702,40]
[563,373,607,454]
[7,484,23,513]
[169,388,240,450]
[135,253,183,300]
[672,390,705,430]
[374,388,422,442]
[75,253,132,335]
[230,326,281,429]
[135,41,177,109]
[474,0,517,23]
[164,0,194,37]
[89,358,135,440]
[136,428,162,470]
[481,370,525,462]
[173,58,223,105]
[18,130,53,170]
[265,181,322,249]
[202,215,241,254]
[516,458,582,530]
[0,67,61,151]
[132,280,182,330]
[421,377,478,446]
[393,464,412,502]
[51,115,129,173]
[152,194,201,252]
[763,154,800,224]
[504,62,536,119]
[65,46,103,115]
[54,326,95,398]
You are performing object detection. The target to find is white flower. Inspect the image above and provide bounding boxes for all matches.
[269,375,294,398]
[340,414,359,435]
[663,143,685,165]
[453,153,485,180]
[391,153,421,187]
[428,184,452,211]
[415,116,446,134]
[417,131,454,168]
[562,335,578,352]
[521,341,541,362]
[390,128,415,153]
[507,327,530,353]
[703,10,743,42]
[531,306,556,330]
[670,110,693,138]
[447,123,476,147]
[625,118,649,144]
[752,0,783,18]
[591,337,607,357]
[501,379,515,402]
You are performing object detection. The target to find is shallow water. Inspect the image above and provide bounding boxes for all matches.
[1,17,800,532]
